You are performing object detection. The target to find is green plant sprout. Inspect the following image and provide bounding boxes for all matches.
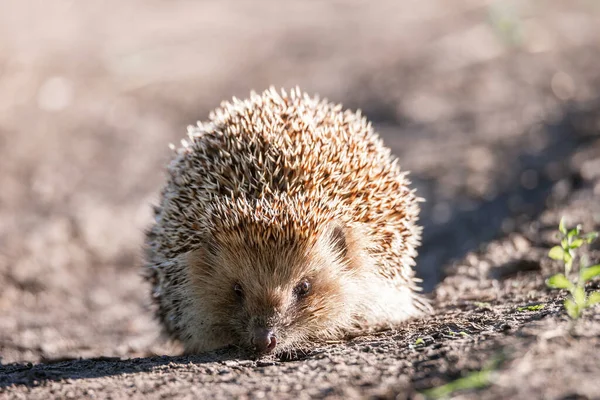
[423,369,492,399]
[516,304,545,312]
[546,217,600,320]
[422,355,502,399]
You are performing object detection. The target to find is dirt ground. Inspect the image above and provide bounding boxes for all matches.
[2,1,600,399]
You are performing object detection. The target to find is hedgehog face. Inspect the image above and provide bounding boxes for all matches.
[187,222,368,355]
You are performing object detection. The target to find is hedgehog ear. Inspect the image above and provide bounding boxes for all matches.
[187,239,218,275]
[324,222,372,272]
[188,247,208,272]
[327,222,348,259]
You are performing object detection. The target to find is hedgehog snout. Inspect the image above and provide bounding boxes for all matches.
[252,327,277,353]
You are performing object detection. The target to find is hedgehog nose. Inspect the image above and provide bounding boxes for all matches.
[253,328,277,353]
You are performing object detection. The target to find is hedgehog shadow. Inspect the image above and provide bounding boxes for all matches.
[0,352,239,388]
[0,347,316,388]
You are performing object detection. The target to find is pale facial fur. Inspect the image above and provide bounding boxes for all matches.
[182,223,378,355]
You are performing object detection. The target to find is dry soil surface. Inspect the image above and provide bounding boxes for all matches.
[1,1,600,399]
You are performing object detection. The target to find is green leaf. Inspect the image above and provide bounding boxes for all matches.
[561,238,568,249]
[564,298,580,319]
[546,274,573,290]
[567,225,581,239]
[586,292,600,307]
[548,246,564,261]
[580,265,600,283]
[517,304,545,312]
[422,368,493,399]
[584,232,599,244]
[414,337,425,346]
[569,238,584,249]
[559,217,567,235]
[574,286,586,307]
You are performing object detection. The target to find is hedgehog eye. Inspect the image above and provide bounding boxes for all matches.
[294,280,311,299]
[233,283,244,300]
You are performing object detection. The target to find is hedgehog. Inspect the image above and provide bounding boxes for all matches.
[144,87,429,356]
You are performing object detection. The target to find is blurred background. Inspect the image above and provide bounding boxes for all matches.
[1,0,600,363]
